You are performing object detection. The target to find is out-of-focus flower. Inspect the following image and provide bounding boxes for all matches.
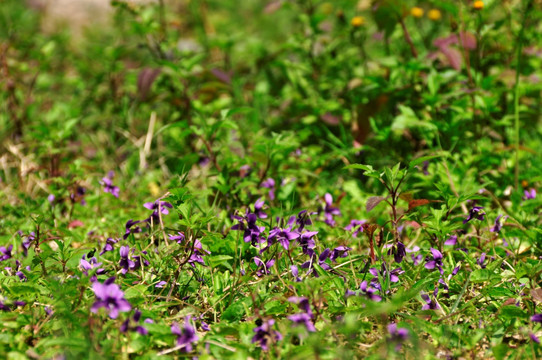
[411,7,424,18]
[464,206,485,224]
[254,199,268,219]
[101,171,120,198]
[119,246,137,274]
[330,246,351,262]
[477,253,487,269]
[490,215,507,233]
[344,219,366,237]
[91,277,131,319]
[0,245,13,262]
[80,255,105,281]
[322,193,341,227]
[388,323,409,350]
[101,237,118,255]
[359,281,382,301]
[121,310,149,335]
[168,232,185,244]
[252,319,282,350]
[261,178,276,200]
[351,16,364,27]
[531,314,542,323]
[524,188,536,200]
[123,220,141,240]
[188,239,210,268]
[444,235,457,246]
[473,1,484,10]
[428,9,442,21]
[171,316,198,352]
[530,333,540,344]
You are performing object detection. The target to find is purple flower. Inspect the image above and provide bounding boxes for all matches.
[267,226,300,251]
[254,199,268,219]
[143,200,173,224]
[425,248,444,274]
[70,186,87,206]
[524,188,536,200]
[490,215,507,233]
[406,246,422,265]
[101,171,120,198]
[91,277,131,319]
[168,232,185,244]
[444,235,457,246]
[119,246,137,274]
[101,237,118,255]
[80,255,105,281]
[0,245,13,262]
[21,232,36,256]
[388,323,409,350]
[301,249,332,276]
[296,210,314,231]
[254,257,275,277]
[344,219,366,237]
[288,296,313,317]
[463,206,485,224]
[291,265,302,282]
[530,333,540,344]
[171,316,198,352]
[531,314,542,323]
[297,231,318,257]
[359,281,382,301]
[188,239,210,268]
[330,246,351,262]
[477,253,486,269]
[47,194,55,204]
[120,310,149,335]
[261,178,276,200]
[421,291,439,310]
[252,319,282,351]
[231,212,265,246]
[123,220,141,240]
[288,312,316,332]
[370,265,404,285]
[389,242,406,263]
[322,193,341,226]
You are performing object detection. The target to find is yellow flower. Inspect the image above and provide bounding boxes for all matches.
[473,1,484,10]
[410,7,424,18]
[428,9,442,21]
[351,16,364,27]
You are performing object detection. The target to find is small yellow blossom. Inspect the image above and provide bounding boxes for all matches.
[428,9,442,21]
[473,1,484,10]
[411,7,424,18]
[351,16,364,27]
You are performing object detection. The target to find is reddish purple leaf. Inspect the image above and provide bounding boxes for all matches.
[440,46,462,70]
[459,32,477,50]
[366,196,386,212]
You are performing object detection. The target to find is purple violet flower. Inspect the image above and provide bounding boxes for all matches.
[359,281,382,301]
[291,265,302,282]
[388,242,406,263]
[80,255,105,281]
[523,188,536,200]
[171,316,198,352]
[123,220,141,240]
[119,246,137,274]
[388,323,409,350]
[188,239,210,268]
[261,178,276,200]
[254,199,268,219]
[101,237,119,255]
[231,212,265,246]
[531,314,542,323]
[477,253,486,269]
[168,232,185,244]
[120,310,149,335]
[530,333,540,344]
[296,210,314,231]
[444,235,457,246]
[330,246,351,262]
[490,215,507,233]
[421,290,440,310]
[254,257,275,277]
[101,171,120,198]
[288,312,316,332]
[91,277,131,319]
[344,219,366,237]
[252,319,282,351]
[425,248,444,274]
[297,231,318,257]
[463,206,485,224]
[267,226,300,251]
[288,296,313,317]
[0,245,13,262]
[322,193,341,227]
[143,200,173,224]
